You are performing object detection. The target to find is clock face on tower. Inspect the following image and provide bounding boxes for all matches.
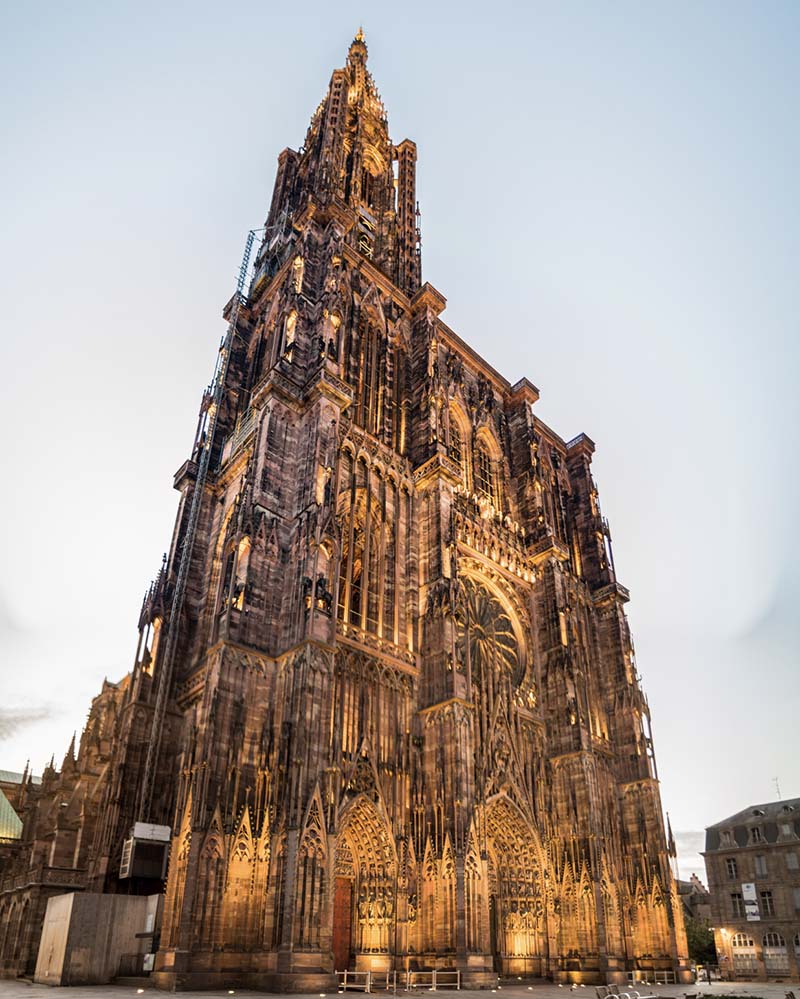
[454,576,523,689]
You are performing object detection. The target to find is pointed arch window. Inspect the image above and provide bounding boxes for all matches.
[448,416,464,473]
[361,168,374,210]
[474,441,496,505]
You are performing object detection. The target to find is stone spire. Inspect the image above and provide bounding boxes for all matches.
[260,33,421,295]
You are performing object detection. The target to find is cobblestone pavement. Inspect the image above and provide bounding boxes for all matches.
[0,981,796,999]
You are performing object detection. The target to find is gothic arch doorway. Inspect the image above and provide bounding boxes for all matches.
[333,793,396,973]
[483,795,546,977]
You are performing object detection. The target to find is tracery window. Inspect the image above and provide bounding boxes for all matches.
[361,168,375,209]
[475,442,496,504]
[336,457,402,642]
[346,316,388,437]
[455,577,523,692]
[448,417,464,472]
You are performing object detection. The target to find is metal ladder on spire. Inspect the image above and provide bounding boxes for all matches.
[136,228,259,824]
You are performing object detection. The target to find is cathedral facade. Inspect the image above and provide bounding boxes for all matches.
[0,34,690,991]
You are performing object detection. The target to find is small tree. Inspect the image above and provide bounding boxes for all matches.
[684,915,717,965]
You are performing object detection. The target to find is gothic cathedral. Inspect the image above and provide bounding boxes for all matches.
[0,33,690,991]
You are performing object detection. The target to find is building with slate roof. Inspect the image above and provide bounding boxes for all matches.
[704,797,800,980]
[0,790,22,843]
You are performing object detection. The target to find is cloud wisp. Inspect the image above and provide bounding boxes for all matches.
[0,706,54,742]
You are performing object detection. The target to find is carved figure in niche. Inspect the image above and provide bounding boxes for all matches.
[529,434,540,468]
[445,349,463,387]
[292,255,305,293]
[475,374,494,417]
[315,574,333,615]
[427,336,438,380]
[328,313,341,360]
[425,578,453,618]
[284,310,297,352]
[427,393,440,443]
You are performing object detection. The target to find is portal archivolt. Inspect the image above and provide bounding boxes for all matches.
[333,794,396,969]
[483,796,546,973]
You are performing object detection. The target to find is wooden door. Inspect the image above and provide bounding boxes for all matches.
[333,877,354,972]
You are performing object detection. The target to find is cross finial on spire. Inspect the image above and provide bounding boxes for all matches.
[349,26,367,59]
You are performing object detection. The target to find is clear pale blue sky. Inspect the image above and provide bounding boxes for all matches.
[1,1,798,882]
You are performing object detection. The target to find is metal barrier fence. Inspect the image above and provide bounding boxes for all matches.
[626,970,676,986]
[406,970,461,990]
[338,970,373,992]
[653,971,676,984]
[337,969,462,992]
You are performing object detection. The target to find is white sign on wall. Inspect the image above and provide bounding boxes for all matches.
[742,882,760,921]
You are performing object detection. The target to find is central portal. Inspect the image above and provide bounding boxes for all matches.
[334,792,396,972]
[484,797,546,977]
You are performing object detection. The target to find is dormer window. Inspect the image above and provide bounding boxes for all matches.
[751,826,765,843]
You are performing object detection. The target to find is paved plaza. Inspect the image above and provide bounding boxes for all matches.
[0,981,796,999]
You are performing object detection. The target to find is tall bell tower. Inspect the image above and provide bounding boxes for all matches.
[0,32,690,993]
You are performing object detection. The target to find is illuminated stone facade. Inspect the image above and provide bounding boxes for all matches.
[0,33,690,990]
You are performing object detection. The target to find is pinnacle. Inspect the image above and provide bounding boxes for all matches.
[349,25,367,57]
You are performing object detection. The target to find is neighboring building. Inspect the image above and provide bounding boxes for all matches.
[0,789,23,845]
[704,798,800,980]
[0,769,41,820]
[0,32,690,990]
[677,874,712,923]
[0,684,129,978]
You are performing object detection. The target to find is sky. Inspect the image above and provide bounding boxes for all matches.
[1,1,798,884]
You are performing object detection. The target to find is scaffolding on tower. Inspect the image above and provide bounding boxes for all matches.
[136,228,260,825]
